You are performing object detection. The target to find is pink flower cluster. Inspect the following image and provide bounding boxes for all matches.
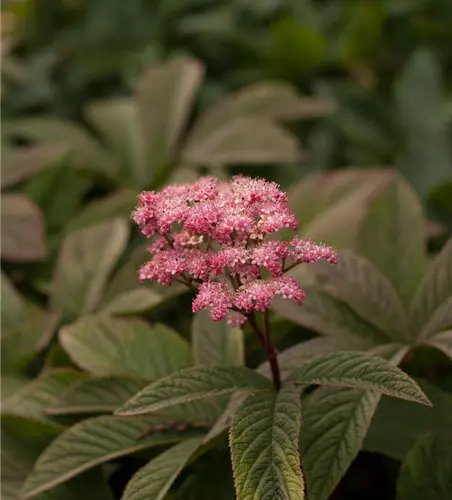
[133,176,337,325]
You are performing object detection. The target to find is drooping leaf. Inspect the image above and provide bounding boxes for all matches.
[300,387,381,500]
[51,218,129,321]
[229,385,305,500]
[182,118,302,167]
[410,238,452,339]
[60,317,192,378]
[116,366,272,416]
[357,175,427,307]
[425,330,452,362]
[364,379,452,460]
[396,432,452,500]
[1,193,46,261]
[395,49,451,197]
[192,310,244,366]
[288,351,430,405]
[21,415,202,498]
[314,250,408,341]
[121,437,203,500]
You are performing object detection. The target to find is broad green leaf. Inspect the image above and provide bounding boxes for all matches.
[314,250,408,341]
[189,82,332,144]
[60,317,192,378]
[100,288,167,315]
[1,193,46,261]
[116,366,272,416]
[21,415,202,498]
[51,218,129,321]
[395,49,451,197]
[192,310,244,366]
[364,379,452,460]
[229,385,305,500]
[425,330,452,361]
[272,287,389,344]
[1,374,28,401]
[357,175,427,307]
[288,351,430,405]
[1,272,25,329]
[410,238,452,339]
[422,297,452,339]
[46,376,151,415]
[300,387,381,500]
[137,57,203,181]
[122,437,203,500]
[396,432,452,500]
[182,118,302,167]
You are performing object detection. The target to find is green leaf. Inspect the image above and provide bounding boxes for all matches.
[122,437,203,500]
[395,49,451,197]
[100,288,168,315]
[192,310,244,366]
[422,297,452,340]
[60,316,192,378]
[364,379,452,460]
[116,366,272,416]
[410,238,452,339]
[1,194,46,262]
[300,387,381,500]
[396,432,452,500]
[51,218,129,321]
[182,118,302,167]
[357,175,427,307]
[0,272,24,329]
[229,385,305,500]
[314,250,408,341]
[46,376,151,415]
[288,351,430,405]
[21,415,201,498]
[425,330,452,361]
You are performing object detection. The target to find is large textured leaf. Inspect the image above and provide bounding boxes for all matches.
[273,287,389,344]
[425,330,452,362]
[192,310,244,366]
[122,437,203,500]
[314,250,408,341]
[300,387,381,500]
[229,385,305,500]
[188,82,332,144]
[288,351,430,405]
[364,379,452,460]
[137,57,203,180]
[1,193,46,261]
[51,218,129,321]
[60,317,192,378]
[357,175,427,307]
[116,366,272,416]
[410,238,452,339]
[396,432,452,500]
[395,49,451,197]
[21,415,203,498]
[182,118,302,166]
[100,288,170,316]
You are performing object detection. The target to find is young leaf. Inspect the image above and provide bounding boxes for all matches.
[60,317,192,378]
[357,175,427,307]
[288,351,430,405]
[300,387,381,500]
[410,238,452,339]
[51,218,129,321]
[396,432,452,500]
[21,415,203,498]
[314,250,408,341]
[192,310,244,366]
[116,366,272,416]
[1,194,46,261]
[425,330,452,361]
[122,437,203,500]
[229,385,305,500]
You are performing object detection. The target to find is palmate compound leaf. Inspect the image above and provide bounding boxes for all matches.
[115,366,272,416]
[21,415,205,498]
[396,432,452,500]
[59,316,192,379]
[229,384,305,500]
[51,218,129,322]
[288,351,430,405]
[299,348,410,500]
[121,437,203,500]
